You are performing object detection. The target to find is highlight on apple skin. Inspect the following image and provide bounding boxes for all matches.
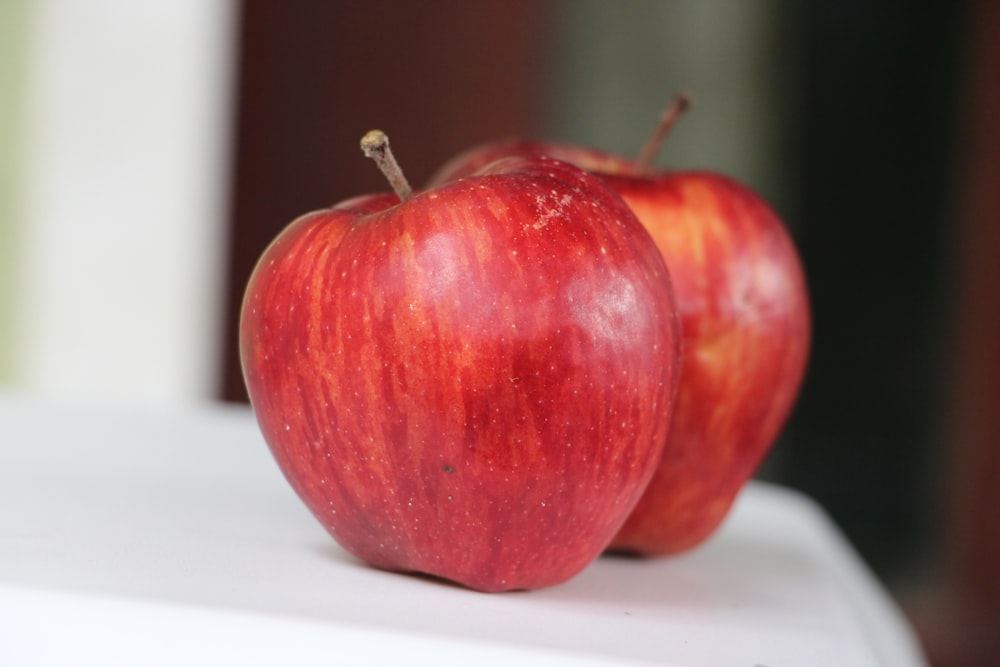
[431,131,811,557]
[239,134,683,591]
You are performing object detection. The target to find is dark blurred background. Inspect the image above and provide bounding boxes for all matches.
[218,2,997,665]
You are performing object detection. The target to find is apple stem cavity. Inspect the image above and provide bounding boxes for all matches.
[635,92,693,174]
[361,129,413,202]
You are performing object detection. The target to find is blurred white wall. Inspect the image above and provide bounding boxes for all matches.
[1,0,237,405]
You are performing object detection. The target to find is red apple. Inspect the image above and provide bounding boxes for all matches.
[239,131,682,591]
[431,101,811,556]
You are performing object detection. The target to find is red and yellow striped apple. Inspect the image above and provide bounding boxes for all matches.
[239,131,682,591]
[431,102,811,556]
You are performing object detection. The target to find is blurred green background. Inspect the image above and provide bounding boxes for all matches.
[0,1,31,383]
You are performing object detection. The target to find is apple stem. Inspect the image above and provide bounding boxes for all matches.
[635,92,693,174]
[361,130,413,202]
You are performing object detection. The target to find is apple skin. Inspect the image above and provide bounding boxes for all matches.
[432,142,811,555]
[240,156,683,591]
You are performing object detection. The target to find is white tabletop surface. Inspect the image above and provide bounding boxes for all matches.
[0,392,928,666]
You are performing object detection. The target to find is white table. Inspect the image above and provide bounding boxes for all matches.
[0,393,928,666]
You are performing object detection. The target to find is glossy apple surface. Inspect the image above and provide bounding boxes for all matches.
[433,142,811,555]
[240,155,682,590]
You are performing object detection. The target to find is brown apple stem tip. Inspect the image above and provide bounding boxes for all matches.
[361,129,413,202]
[635,92,693,174]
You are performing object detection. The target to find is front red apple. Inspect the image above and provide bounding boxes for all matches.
[432,138,810,556]
[240,152,682,591]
